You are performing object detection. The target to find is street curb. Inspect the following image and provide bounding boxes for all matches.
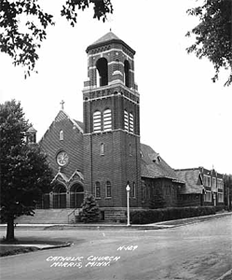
[43,224,164,231]
[39,242,72,250]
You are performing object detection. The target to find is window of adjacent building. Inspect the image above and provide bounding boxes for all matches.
[217,178,223,189]
[96,57,108,87]
[93,111,101,132]
[103,109,112,131]
[129,113,134,133]
[204,190,212,202]
[124,110,129,131]
[60,130,64,140]
[204,175,211,187]
[218,192,224,203]
[106,181,112,198]
[95,181,101,198]
[212,177,216,189]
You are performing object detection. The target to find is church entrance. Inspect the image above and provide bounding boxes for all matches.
[53,184,66,208]
[70,184,84,208]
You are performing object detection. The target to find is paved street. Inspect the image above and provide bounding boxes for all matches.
[0,214,231,280]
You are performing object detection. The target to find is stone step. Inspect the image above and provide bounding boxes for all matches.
[15,209,78,224]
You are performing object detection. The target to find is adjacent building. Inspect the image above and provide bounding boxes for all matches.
[175,167,224,207]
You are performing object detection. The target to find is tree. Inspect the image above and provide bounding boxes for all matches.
[0,0,113,78]
[186,0,232,86]
[80,192,100,223]
[0,100,53,241]
[224,174,232,210]
[149,188,166,209]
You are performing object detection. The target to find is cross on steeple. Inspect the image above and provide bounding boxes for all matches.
[60,100,65,110]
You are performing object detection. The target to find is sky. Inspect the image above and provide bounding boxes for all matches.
[0,0,231,174]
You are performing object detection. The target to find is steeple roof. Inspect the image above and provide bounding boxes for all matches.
[92,31,120,45]
[86,31,135,54]
[27,126,37,133]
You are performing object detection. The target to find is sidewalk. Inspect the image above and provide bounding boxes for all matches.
[1,211,231,231]
[0,212,231,254]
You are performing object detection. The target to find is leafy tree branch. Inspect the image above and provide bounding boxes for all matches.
[186,0,232,86]
[0,0,113,77]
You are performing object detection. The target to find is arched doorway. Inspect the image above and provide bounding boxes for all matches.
[53,184,66,208]
[70,184,84,208]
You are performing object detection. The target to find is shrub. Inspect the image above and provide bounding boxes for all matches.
[80,192,100,223]
[130,206,216,224]
[215,205,225,212]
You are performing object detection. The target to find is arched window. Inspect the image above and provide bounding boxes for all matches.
[95,181,101,198]
[96,58,108,86]
[100,143,105,155]
[103,109,112,131]
[141,181,146,201]
[124,60,130,87]
[129,113,134,133]
[60,130,64,141]
[124,110,129,131]
[70,184,84,208]
[53,184,66,209]
[93,111,101,132]
[131,182,136,198]
[129,143,132,156]
[106,181,112,198]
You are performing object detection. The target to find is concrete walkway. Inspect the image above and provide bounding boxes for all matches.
[1,211,231,230]
[1,211,231,250]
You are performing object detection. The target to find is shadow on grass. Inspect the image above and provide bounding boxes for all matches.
[0,245,39,257]
[0,237,73,257]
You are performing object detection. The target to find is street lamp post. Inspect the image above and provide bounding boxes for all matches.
[126,183,130,226]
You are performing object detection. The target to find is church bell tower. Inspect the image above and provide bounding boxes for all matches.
[83,31,141,216]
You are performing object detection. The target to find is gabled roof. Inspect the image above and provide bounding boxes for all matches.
[86,31,135,55]
[140,143,182,182]
[40,110,83,143]
[54,110,84,133]
[73,119,84,131]
[175,168,204,194]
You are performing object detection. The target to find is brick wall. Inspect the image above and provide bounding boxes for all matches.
[40,115,83,180]
[84,130,141,208]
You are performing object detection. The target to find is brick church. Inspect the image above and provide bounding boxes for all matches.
[25,31,223,223]
[26,31,183,222]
